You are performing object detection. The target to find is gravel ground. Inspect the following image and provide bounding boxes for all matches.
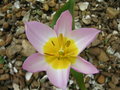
[0,0,120,90]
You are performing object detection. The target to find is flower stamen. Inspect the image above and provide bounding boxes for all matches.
[65,40,71,47]
[59,49,64,56]
[51,41,55,46]
[44,53,54,56]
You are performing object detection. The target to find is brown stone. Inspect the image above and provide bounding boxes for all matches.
[106,7,119,19]
[92,17,99,23]
[3,22,9,29]
[97,75,105,84]
[0,39,5,46]
[7,13,13,19]
[74,11,79,17]
[15,26,25,36]
[13,76,20,84]
[26,0,35,2]
[97,49,109,62]
[31,80,40,88]
[0,87,8,90]
[85,83,90,88]
[0,69,4,74]
[6,44,22,58]
[0,74,10,81]
[112,75,119,85]
[19,34,26,39]
[21,11,27,16]
[82,16,91,25]
[48,0,56,7]
[0,31,3,36]
[5,34,13,45]
[1,3,12,12]
[88,48,101,56]
[74,5,79,11]
[13,38,22,44]
[16,11,22,18]
[91,39,101,46]
[13,83,20,90]
[19,76,25,89]
[0,64,4,68]
[111,87,120,90]
[108,82,116,88]
[21,40,36,56]
[102,72,112,77]
[15,61,23,67]
[43,4,49,11]
[0,47,6,56]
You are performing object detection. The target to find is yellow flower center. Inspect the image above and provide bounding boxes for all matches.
[43,33,79,69]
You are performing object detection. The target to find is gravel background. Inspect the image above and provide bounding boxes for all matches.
[0,0,120,90]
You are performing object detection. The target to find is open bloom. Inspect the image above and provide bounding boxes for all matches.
[22,10,100,89]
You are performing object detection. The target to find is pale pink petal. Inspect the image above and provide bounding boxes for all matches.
[54,10,72,37]
[22,53,48,73]
[69,28,100,54]
[71,56,99,74]
[47,66,70,89]
[25,21,56,54]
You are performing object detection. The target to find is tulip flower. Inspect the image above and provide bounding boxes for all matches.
[22,10,100,89]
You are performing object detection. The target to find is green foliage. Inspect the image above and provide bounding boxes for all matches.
[71,69,87,90]
[0,56,5,64]
[21,56,27,61]
[50,0,75,29]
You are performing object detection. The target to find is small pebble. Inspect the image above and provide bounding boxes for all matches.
[0,39,5,46]
[25,72,33,81]
[0,74,10,81]
[43,3,49,11]
[112,75,119,85]
[79,2,89,11]
[13,67,18,73]
[3,22,9,29]
[0,64,4,68]
[82,15,91,25]
[106,7,119,19]
[14,1,20,9]
[13,83,20,90]
[97,75,105,84]
[108,82,116,88]
[15,61,23,67]
[48,0,56,7]
[88,48,101,56]
[97,49,109,62]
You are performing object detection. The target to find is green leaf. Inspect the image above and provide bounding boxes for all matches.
[0,56,5,64]
[71,69,87,90]
[50,0,75,28]
[21,56,27,61]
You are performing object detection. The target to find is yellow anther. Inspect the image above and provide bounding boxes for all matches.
[51,41,55,46]
[65,40,71,47]
[58,33,64,47]
[44,53,54,56]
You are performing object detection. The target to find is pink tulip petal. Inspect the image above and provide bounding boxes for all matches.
[69,28,100,54]
[22,53,48,73]
[71,56,99,74]
[25,21,56,54]
[47,66,70,89]
[54,10,72,36]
